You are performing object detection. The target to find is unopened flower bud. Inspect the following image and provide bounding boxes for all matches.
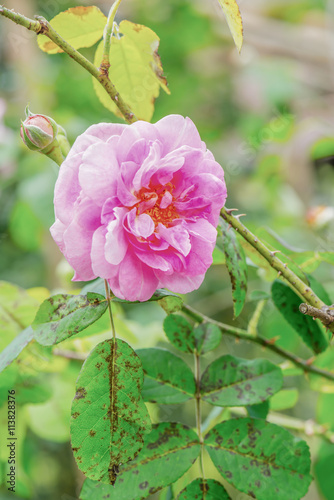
[20,114,56,151]
[20,107,70,166]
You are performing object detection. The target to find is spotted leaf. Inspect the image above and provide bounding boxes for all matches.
[80,422,200,499]
[177,478,231,499]
[32,293,108,346]
[200,355,283,407]
[205,418,312,500]
[136,348,196,404]
[220,219,247,318]
[71,339,151,484]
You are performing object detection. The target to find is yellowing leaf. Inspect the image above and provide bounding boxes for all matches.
[218,0,243,52]
[93,20,170,122]
[37,6,107,54]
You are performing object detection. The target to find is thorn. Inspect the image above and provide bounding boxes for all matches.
[270,250,281,257]
[305,356,316,366]
[235,213,246,219]
[277,271,282,276]
[225,208,239,215]
[284,263,288,269]
[266,336,280,345]
[227,223,232,231]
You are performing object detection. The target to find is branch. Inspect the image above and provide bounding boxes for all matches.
[221,207,334,335]
[299,303,334,326]
[182,303,334,382]
[0,5,136,124]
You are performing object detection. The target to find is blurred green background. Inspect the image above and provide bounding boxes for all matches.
[1,0,334,499]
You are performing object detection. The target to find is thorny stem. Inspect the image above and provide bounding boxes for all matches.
[221,207,334,335]
[194,352,205,481]
[99,0,124,75]
[300,303,334,326]
[0,5,136,124]
[182,304,334,382]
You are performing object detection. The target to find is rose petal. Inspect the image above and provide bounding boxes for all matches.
[156,271,205,294]
[158,223,191,257]
[91,226,118,278]
[125,209,155,239]
[79,142,119,206]
[155,115,204,154]
[62,220,95,281]
[67,122,125,159]
[105,208,129,265]
[119,250,159,302]
[54,152,82,225]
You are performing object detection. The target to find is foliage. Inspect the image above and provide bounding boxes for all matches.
[0,1,334,499]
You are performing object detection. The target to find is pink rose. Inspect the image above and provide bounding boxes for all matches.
[50,115,227,301]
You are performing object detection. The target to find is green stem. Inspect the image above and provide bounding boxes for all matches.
[99,0,124,75]
[104,280,116,342]
[247,299,266,336]
[0,5,136,124]
[194,352,205,480]
[182,304,334,382]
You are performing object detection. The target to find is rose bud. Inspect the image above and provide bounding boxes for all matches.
[20,107,69,166]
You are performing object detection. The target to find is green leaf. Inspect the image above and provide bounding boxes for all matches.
[315,442,334,500]
[163,314,194,353]
[0,327,34,374]
[220,219,248,318]
[317,393,334,430]
[80,422,200,499]
[193,323,222,355]
[271,280,329,354]
[71,339,151,484]
[205,418,312,500]
[32,293,108,346]
[270,389,299,411]
[136,348,196,404]
[177,478,231,499]
[311,137,334,161]
[200,355,283,407]
[158,294,183,314]
[217,0,243,52]
[93,20,170,121]
[37,6,107,54]
[163,314,222,355]
[246,401,269,420]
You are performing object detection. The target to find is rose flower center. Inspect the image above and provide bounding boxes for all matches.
[135,183,179,228]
